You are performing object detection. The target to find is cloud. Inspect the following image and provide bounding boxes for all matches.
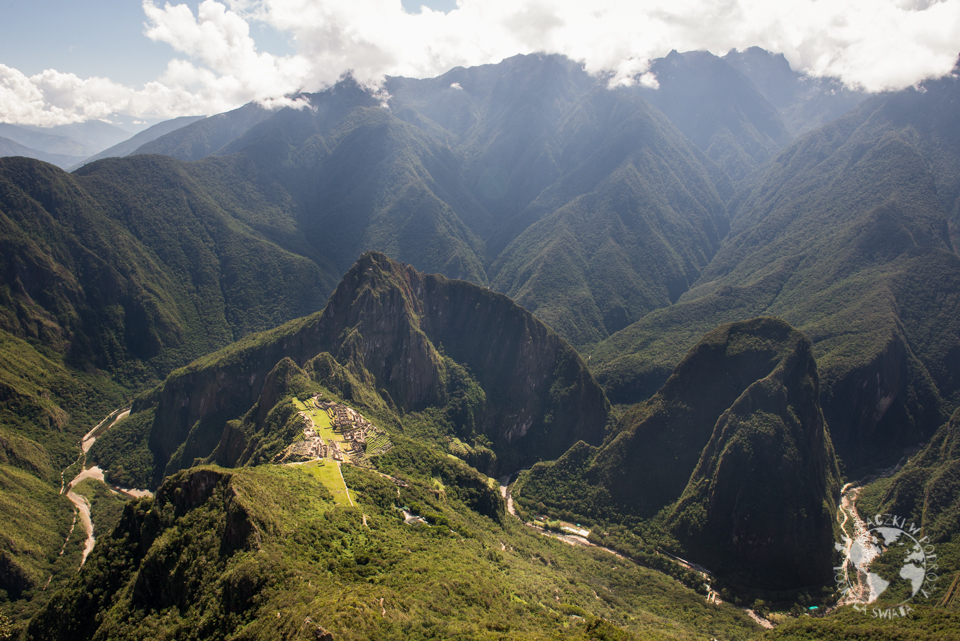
[1,0,959,125]
[228,0,960,90]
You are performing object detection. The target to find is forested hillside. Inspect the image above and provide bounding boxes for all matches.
[2,50,959,638]
[593,67,960,471]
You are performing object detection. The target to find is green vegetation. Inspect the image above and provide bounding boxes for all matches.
[70,478,127,542]
[2,52,960,640]
[90,411,155,489]
[25,464,762,641]
[634,50,790,185]
[0,465,77,602]
[516,318,841,592]
[592,74,960,471]
[489,88,729,347]
[761,606,960,640]
[300,460,353,506]
[111,252,609,488]
[854,407,960,600]
[0,325,124,605]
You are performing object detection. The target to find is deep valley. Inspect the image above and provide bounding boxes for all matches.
[1,49,959,640]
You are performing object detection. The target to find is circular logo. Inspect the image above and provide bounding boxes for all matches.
[835,514,938,617]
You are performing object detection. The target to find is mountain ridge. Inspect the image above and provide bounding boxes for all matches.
[515,317,841,590]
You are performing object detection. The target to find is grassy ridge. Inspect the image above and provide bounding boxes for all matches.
[25,463,761,641]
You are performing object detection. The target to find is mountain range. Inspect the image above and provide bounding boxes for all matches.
[0,48,959,637]
[0,118,202,171]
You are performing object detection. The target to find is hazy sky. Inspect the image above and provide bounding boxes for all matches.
[1,0,958,126]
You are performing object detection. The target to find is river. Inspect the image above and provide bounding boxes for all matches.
[60,408,151,568]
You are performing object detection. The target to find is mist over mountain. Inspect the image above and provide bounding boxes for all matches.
[17,121,134,155]
[0,124,97,158]
[72,116,207,169]
[723,47,869,137]
[0,137,86,170]
[593,67,960,470]
[631,50,792,185]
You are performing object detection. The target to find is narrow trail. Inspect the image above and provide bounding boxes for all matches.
[59,407,147,569]
[336,461,354,507]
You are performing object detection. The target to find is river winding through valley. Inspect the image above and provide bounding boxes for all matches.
[60,408,151,568]
[834,452,916,608]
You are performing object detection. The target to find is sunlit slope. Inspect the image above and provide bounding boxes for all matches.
[25,463,760,641]
[593,72,960,469]
[105,253,609,488]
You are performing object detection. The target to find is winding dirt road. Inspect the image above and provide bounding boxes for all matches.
[498,471,775,627]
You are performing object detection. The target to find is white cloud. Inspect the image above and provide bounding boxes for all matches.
[1,0,959,125]
[228,0,960,90]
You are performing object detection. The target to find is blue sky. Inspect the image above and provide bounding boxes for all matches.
[1,0,958,126]
[0,0,451,86]
[1,1,177,85]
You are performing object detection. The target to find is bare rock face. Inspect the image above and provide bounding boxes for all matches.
[138,252,610,481]
[315,253,610,467]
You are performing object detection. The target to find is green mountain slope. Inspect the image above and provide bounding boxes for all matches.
[488,87,730,346]
[515,318,841,590]
[859,408,960,547]
[130,58,738,346]
[24,462,761,641]
[386,54,600,234]
[844,409,960,618]
[633,50,792,184]
[592,71,960,470]
[114,252,608,486]
[131,103,272,161]
[2,155,330,382]
[0,154,334,604]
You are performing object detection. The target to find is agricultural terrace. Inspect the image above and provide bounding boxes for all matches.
[282,394,393,505]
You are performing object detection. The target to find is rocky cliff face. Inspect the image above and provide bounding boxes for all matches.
[136,252,609,482]
[664,319,840,589]
[313,253,610,466]
[516,317,840,590]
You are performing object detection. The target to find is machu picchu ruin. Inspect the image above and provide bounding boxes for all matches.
[275,394,393,467]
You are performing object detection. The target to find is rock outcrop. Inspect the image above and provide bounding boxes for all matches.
[136,252,610,482]
[517,317,840,589]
